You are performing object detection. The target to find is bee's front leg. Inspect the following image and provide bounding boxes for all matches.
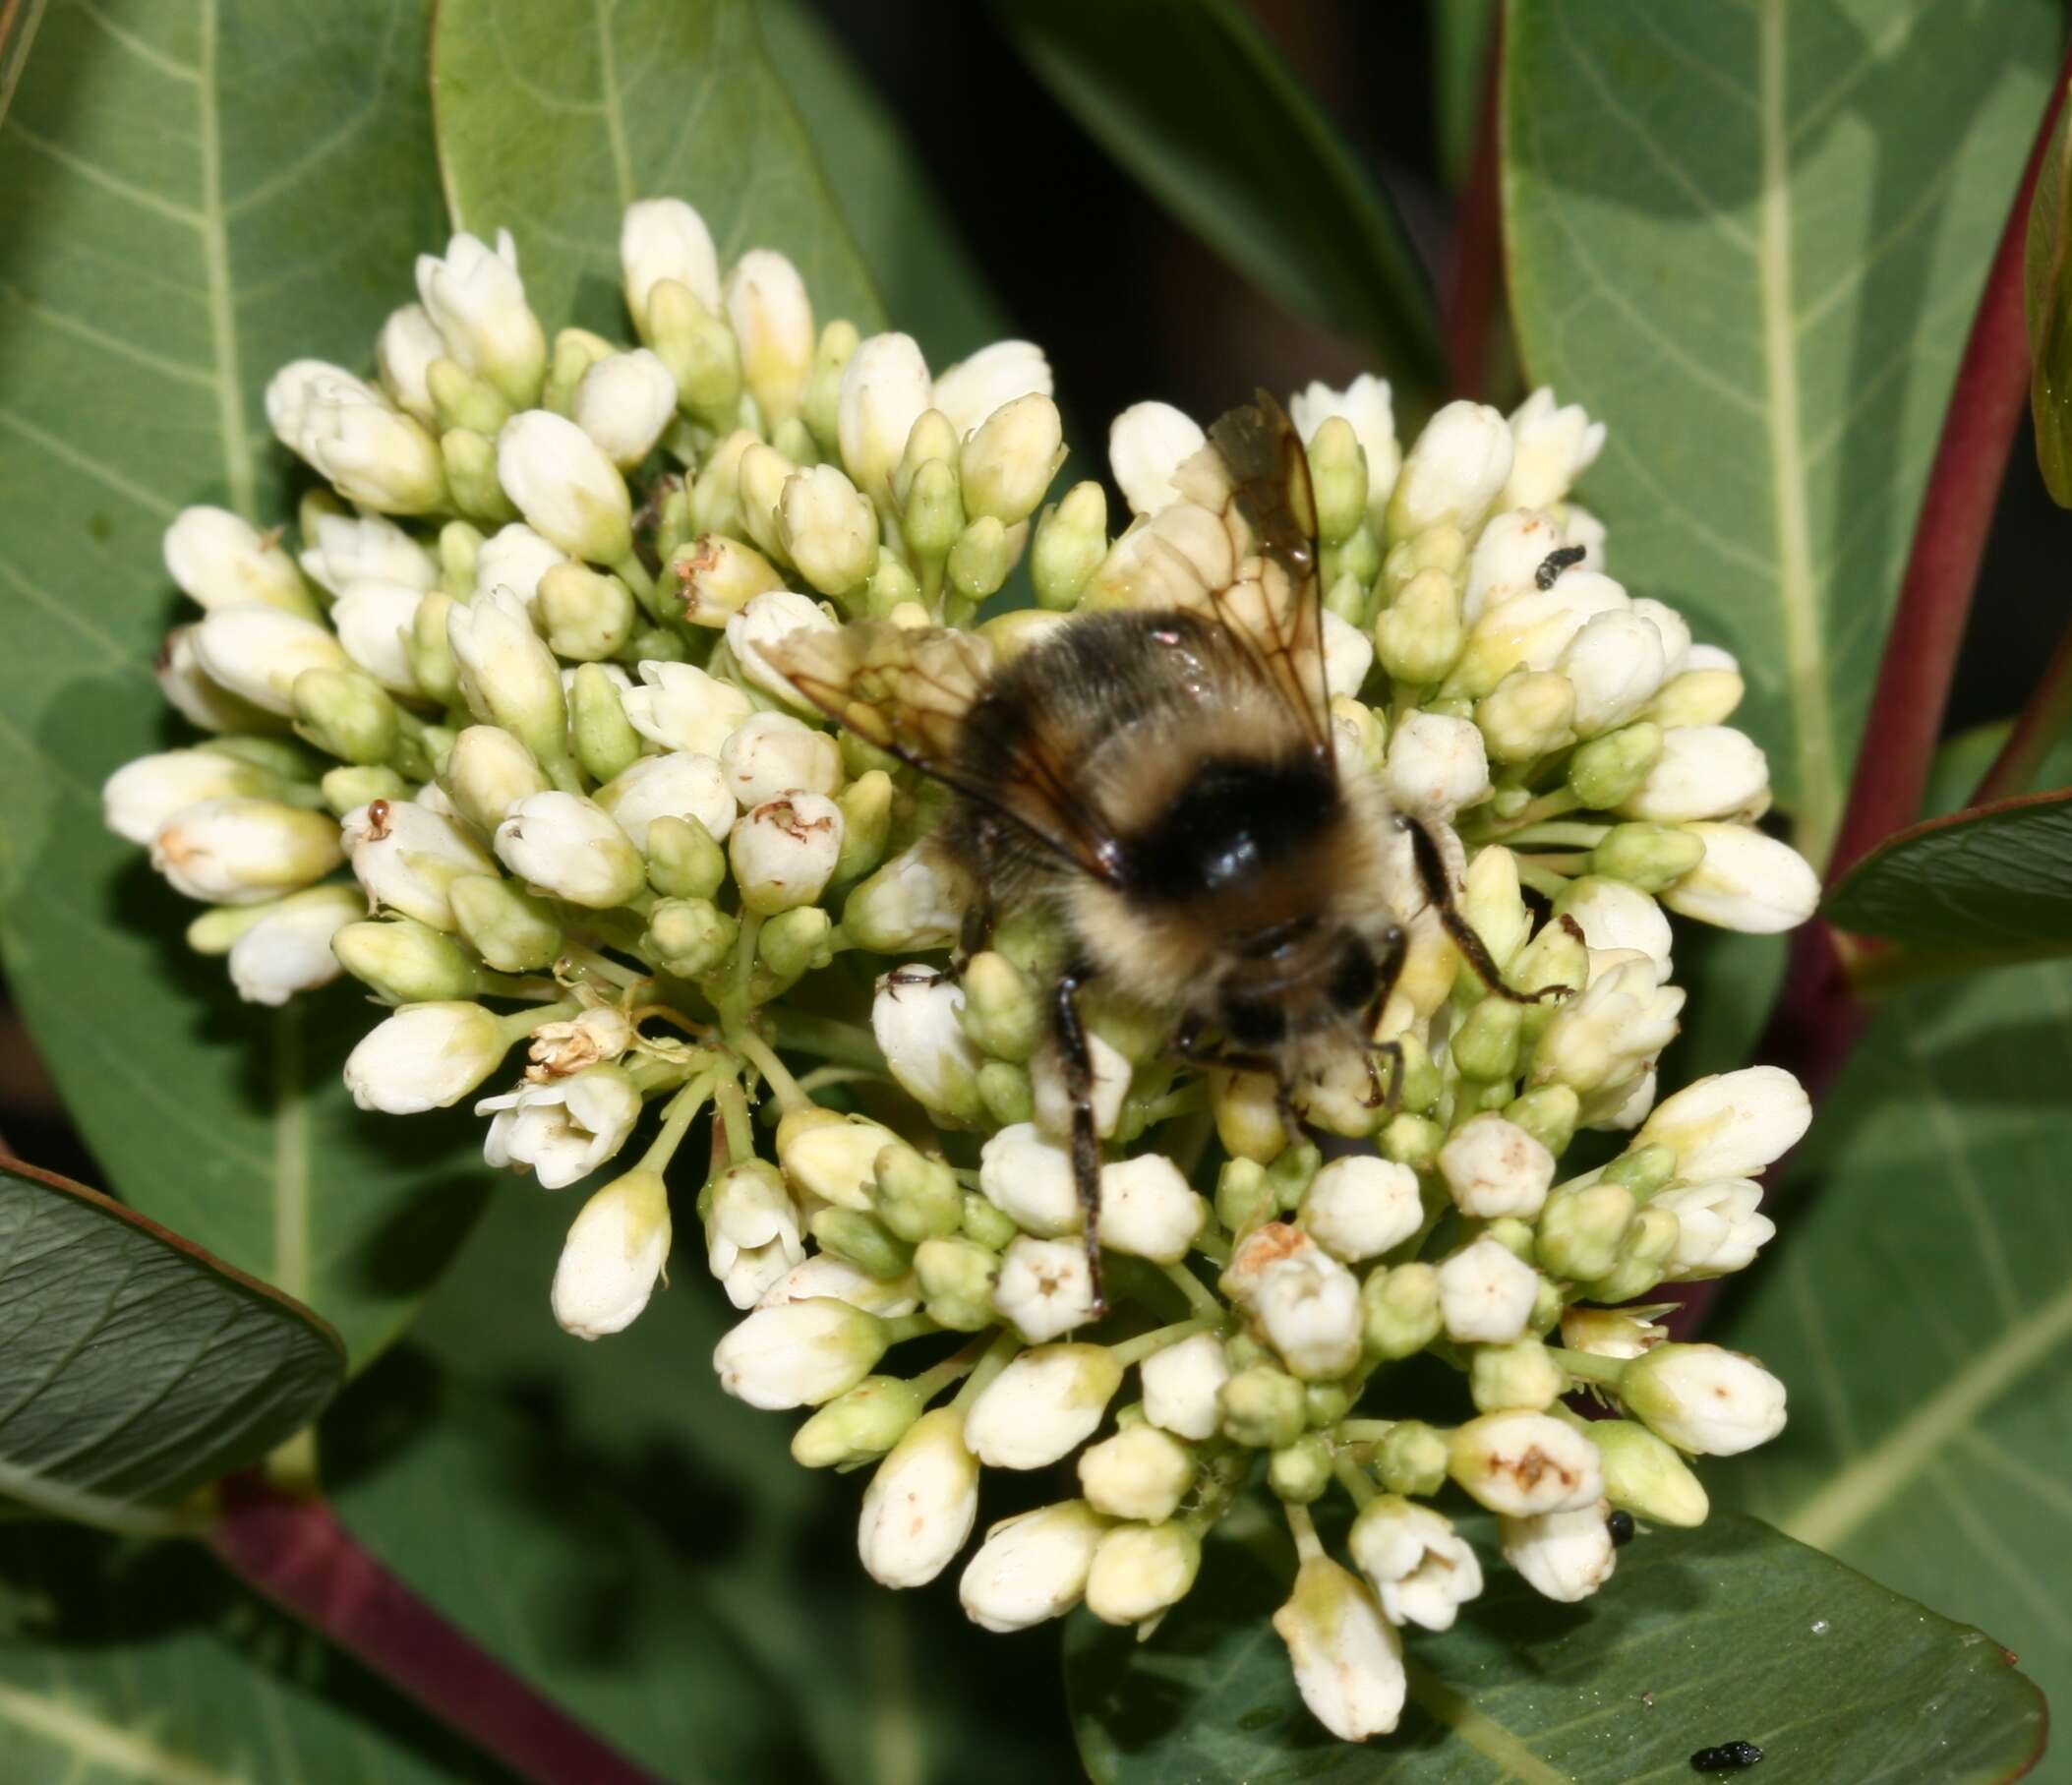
[1396,813,1569,1004]
[1051,967,1106,1317]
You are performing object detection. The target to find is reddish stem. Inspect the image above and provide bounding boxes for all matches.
[207,1476,662,1785]
[1445,14,1506,401]
[1974,615,2072,803]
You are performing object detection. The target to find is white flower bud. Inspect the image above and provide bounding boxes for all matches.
[1437,1235,1539,1344]
[959,1499,1104,1633]
[1078,1425,1193,1522]
[1301,1156,1421,1262]
[1622,1342,1788,1456]
[1449,1410,1604,1516]
[965,1342,1124,1469]
[447,587,566,762]
[777,1108,903,1211]
[191,605,351,714]
[415,228,546,404]
[1565,503,1607,565]
[103,748,277,846]
[299,509,438,598]
[1632,597,1691,679]
[994,1234,1098,1341]
[1108,400,1205,515]
[155,625,266,732]
[1253,1242,1363,1381]
[1389,399,1512,539]
[960,392,1064,526]
[724,248,814,427]
[842,846,967,953]
[1502,1501,1617,1603]
[1654,1178,1774,1279]
[621,659,754,757]
[933,339,1053,439]
[727,588,837,706]
[1349,1497,1483,1632]
[779,463,878,594]
[594,752,733,854]
[1450,568,1630,694]
[1290,374,1399,520]
[715,1296,890,1410]
[729,791,844,914]
[1559,609,1667,736]
[1439,1114,1556,1220]
[1531,956,1683,1098]
[1638,1065,1810,1182]
[1500,387,1606,511]
[1141,1331,1229,1442]
[872,972,985,1119]
[163,506,312,616]
[376,301,444,423]
[494,790,644,908]
[1662,822,1820,933]
[757,1252,918,1319]
[977,1122,1081,1237]
[1558,877,1672,983]
[1273,1557,1405,1742]
[148,798,341,905]
[1462,506,1566,624]
[706,1162,806,1310]
[1321,608,1375,700]
[717,711,841,808]
[226,884,361,1005]
[475,523,568,619]
[571,348,677,469]
[1086,1521,1201,1627]
[551,1166,672,1339]
[342,797,495,929]
[858,1407,980,1588]
[267,361,446,513]
[343,1000,509,1113]
[477,1065,641,1190]
[495,410,632,563]
[622,197,721,328]
[1032,1030,1131,1142]
[1095,1155,1206,1264]
[1620,725,1769,822]
[839,332,932,499]
[1383,710,1490,819]
[330,579,425,694]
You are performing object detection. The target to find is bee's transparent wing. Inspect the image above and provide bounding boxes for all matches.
[1097,392,1332,763]
[767,618,1126,880]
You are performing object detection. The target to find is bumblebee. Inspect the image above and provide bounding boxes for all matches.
[772,395,1527,1301]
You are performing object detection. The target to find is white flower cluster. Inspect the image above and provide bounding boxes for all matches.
[100,196,1812,1747]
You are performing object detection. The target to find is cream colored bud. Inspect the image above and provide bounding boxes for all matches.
[777,1107,904,1211]
[148,799,340,905]
[1273,1557,1405,1741]
[1389,399,1512,539]
[621,659,753,756]
[728,588,838,707]
[343,1000,509,1114]
[1384,710,1490,819]
[376,302,445,424]
[724,248,814,427]
[102,748,280,846]
[495,409,631,563]
[779,463,877,594]
[442,725,547,835]
[1449,1409,1604,1516]
[225,884,361,1005]
[1095,1154,1206,1264]
[965,1343,1124,1469]
[960,392,1065,526]
[933,339,1053,439]
[622,198,721,330]
[994,1235,1098,1341]
[163,506,314,617]
[1086,1521,1201,1627]
[416,228,546,405]
[839,331,932,500]
[858,1407,979,1588]
[1461,506,1565,623]
[1502,1501,1617,1604]
[714,1296,890,1411]
[729,790,844,914]
[342,796,494,930]
[1620,725,1769,822]
[1079,1423,1194,1523]
[594,751,736,855]
[977,1121,1081,1238]
[300,509,438,599]
[1291,374,1398,525]
[570,348,677,469]
[717,711,841,807]
[1107,400,1205,515]
[1500,387,1606,511]
[1621,1342,1787,1456]
[872,971,985,1120]
[1662,823,1820,933]
[1437,1236,1539,1344]
[190,605,350,716]
[959,1499,1105,1633]
[1637,1065,1810,1182]
[494,790,645,908]
[1322,608,1376,699]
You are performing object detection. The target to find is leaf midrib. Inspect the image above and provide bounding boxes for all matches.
[0,1680,245,1785]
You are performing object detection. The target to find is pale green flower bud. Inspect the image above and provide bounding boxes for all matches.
[1651,661,1746,729]
[331,917,481,1003]
[495,790,644,908]
[343,999,509,1114]
[1476,669,1576,762]
[442,873,557,973]
[1304,414,1368,545]
[566,663,641,784]
[751,905,831,991]
[427,356,513,436]
[1470,1339,1565,1413]
[148,798,341,906]
[1588,821,1706,891]
[1620,1342,1787,1457]
[1360,1262,1441,1360]
[1031,481,1109,610]
[792,1374,925,1469]
[1273,1556,1405,1742]
[949,951,1037,1062]
[1379,1112,1445,1171]
[288,667,397,767]
[733,443,796,563]
[1507,917,1587,1003]
[640,812,726,902]
[398,589,458,706]
[914,1234,998,1331]
[900,455,966,564]
[163,506,316,618]
[191,605,351,716]
[1374,567,1462,686]
[829,768,892,884]
[1537,1181,1636,1283]
[809,1207,914,1281]
[671,535,783,631]
[1581,1203,1681,1304]
[1266,1432,1332,1505]
[1450,994,1523,1084]
[638,892,735,978]
[540,326,616,417]
[1292,374,1398,527]
[868,1144,958,1243]
[724,248,813,429]
[840,331,932,501]
[495,409,631,563]
[977,1061,1035,1127]
[844,843,967,952]
[268,362,447,513]
[960,392,1064,526]
[947,515,1021,601]
[1220,1362,1305,1450]
[1449,1409,1603,1516]
[803,319,859,451]
[447,588,567,768]
[778,462,877,595]
[891,407,957,510]
[1213,1070,1287,1165]
[1591,1419,1709,1526]
[778,1107,902,1212]
[534,563,634,661]
[1504,1084,1579,1159]
[1374,1420,1449,1498]
[441,428,516,524]
[1568,720,1662,809]
[1086,1521,1201,1628]
[443,725,548,836]
[322,765,405,817]
[1074,1424,1192,1522]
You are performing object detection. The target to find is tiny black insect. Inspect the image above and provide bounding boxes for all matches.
[1689,1740,1764,1772]
[1534,544,1587,589]
[1607,1510,1635,1546]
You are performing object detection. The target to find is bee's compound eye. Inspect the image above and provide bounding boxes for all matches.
[1223,997,1287,1047]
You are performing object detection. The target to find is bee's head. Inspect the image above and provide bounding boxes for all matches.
[1213,919,1391,1049]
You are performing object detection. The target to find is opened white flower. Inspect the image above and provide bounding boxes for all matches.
[1502,1502,1618,1604]
[1349,1497,1483,1632]
[705,1161,806,1310]
[621,659,754,756]
[1654,1178,1775,1278]
[477,1064,642,1189]
[416,228,546,403]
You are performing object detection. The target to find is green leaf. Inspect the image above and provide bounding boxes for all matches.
[431,0,885,339]
[0,0,42,130]
[1066,1512,2043,1781]
[323,1185,1082,1785]
[0,0,481,1368]
[759,0,1009,362]
[993,0,1446,412]
[0,1521,517,1783]
[1714,956,2072,1743]
[1503,0,2058,863]
[1826,788,2072,951]
[2026,76,2072,505]
[0,1157,341,1533]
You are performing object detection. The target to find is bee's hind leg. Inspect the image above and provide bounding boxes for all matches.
[1360,923,1410,1111]
[883,896,996,991]
[1051,967,1107,1317]
[1396,813,1570,1004]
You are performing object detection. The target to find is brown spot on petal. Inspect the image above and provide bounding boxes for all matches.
[1499,1445,1577,1495]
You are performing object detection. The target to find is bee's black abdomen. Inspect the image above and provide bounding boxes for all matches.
[1124,754,1337,903]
